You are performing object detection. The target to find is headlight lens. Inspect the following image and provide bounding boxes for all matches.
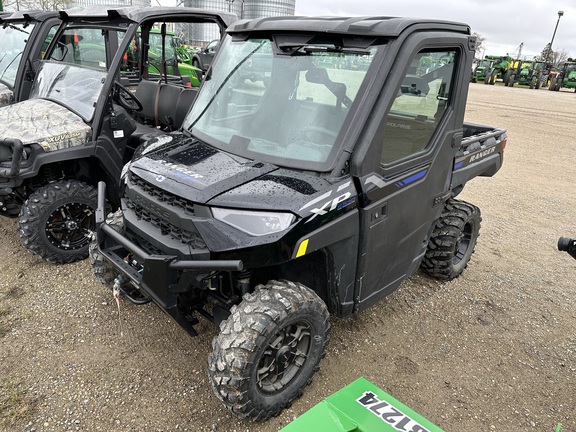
[212,208,295,237]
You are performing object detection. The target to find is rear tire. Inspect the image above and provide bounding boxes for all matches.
[18,180,97,264]
[208,280,330,421]
[489,73,497,85]
[555,79,562,91]
[421,199,481,280]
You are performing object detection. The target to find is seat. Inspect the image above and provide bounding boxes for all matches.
[134,80,161,124]
[173,88,199,129]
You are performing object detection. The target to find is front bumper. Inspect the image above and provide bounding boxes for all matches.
[95,182,243,334]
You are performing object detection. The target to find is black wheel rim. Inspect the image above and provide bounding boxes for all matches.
[256,321,311,394]
[45,203,95,251]
[453,222,474,265]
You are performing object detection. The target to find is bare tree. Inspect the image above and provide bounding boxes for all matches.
[2,0,66,11]
[553,49,570,66]
[472,32,486,57]
[541,43,571,66]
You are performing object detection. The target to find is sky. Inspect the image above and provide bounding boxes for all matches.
[293,0,576,59]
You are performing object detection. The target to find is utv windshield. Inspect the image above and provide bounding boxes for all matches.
[30,61,106,120]
[0,22,34,88]
[183,36,379,170]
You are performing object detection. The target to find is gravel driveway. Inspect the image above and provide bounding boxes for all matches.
[1,83,575,432]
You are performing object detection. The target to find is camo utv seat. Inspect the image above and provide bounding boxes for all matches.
[0,99,90,152]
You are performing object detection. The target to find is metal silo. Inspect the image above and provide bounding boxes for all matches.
[179,0,296,46]
[242,0,295,19]
[181,0,242,45]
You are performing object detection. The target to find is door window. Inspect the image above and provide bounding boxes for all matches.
[381,49,457,164]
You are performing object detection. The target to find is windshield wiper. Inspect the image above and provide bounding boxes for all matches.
[278,43,370,56]
[3,23,30,35]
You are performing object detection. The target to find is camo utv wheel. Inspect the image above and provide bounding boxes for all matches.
[208,280,330,421]
[18,180,97,264]
[420,199,481,281]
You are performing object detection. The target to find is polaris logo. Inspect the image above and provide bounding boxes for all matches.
[469,147,496,162]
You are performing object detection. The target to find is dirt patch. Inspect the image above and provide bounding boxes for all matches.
[1,83,575,431]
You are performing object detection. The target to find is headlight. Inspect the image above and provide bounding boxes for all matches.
[212,208,295,237]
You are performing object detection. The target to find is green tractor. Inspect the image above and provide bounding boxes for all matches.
[147,29,202,86]
[470,57,495,83]
[505,60,549,89]
[173,35,198,66]
[549,59,576,92]
[484,55,514,85]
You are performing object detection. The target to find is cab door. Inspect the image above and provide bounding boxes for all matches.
[352,36,473,312]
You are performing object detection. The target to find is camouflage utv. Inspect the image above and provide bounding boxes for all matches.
[0,6,235,264]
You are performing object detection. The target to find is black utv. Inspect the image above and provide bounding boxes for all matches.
[0,6,235,263]
[93,16,507,420]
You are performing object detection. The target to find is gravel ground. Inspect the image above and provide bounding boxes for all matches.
[1,83,576,432]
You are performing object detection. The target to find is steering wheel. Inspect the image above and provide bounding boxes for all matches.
[300,126,338,145]
[113,81,143,112]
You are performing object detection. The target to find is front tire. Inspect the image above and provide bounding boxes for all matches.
[420,199,481,280]
[18,180,97,264]
[208,280,330,421]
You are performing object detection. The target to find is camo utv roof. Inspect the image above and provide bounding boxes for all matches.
[227,15,471,38]
[57,6,236,28]
[0,10,59,24]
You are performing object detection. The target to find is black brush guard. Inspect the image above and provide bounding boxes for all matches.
[95,181,243,335]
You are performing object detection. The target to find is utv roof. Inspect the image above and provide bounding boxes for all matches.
[0,10,59,24]
[58,6,236,27]
[228,16,471,38]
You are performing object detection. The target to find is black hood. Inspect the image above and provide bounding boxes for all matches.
[130,134,334,214]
